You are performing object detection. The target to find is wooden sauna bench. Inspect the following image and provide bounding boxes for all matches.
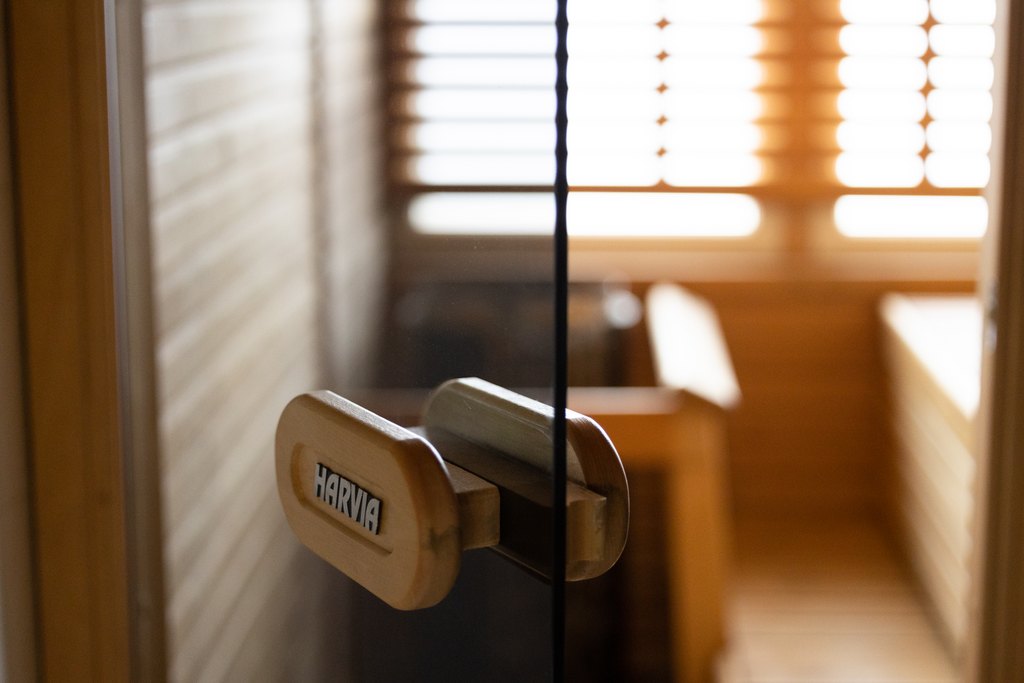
[880,294,982,659]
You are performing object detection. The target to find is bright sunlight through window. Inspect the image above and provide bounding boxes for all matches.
[399,0,764,237]
[835,0,995,238]
[395,0,997,240]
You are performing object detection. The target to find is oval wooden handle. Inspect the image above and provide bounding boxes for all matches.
[276,381,630,609]
[275,391,463,610]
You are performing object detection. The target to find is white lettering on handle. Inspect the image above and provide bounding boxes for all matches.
[312,463,382,535]
[364,498,380,535]
[326,473,339,507]
[339,477,351,517]
[353,488,367,525]
[314,463,329,499]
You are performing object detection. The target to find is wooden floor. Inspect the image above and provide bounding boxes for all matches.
[718,517,959,683]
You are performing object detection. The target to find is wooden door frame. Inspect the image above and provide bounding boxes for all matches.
[0,3,36,677]
[7,0,163,679]
[968,0,1024,678]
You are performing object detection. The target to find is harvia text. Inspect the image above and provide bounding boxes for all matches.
[313,463,381,535]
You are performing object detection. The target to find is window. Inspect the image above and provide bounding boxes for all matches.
[834,0,994,238]
[387,0,995,241]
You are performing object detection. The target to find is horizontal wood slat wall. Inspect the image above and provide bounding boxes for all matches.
[882,296,981,657]
[143,0,383,679]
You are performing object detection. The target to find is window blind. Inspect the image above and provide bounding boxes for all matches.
[834,0,995,238]
[388,0,996,240]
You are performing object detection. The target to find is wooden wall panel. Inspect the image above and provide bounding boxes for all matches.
[144,0,383,679]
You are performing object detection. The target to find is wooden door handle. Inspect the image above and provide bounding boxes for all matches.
[275,378,629,610]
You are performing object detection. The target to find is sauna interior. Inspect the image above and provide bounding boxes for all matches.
[1,0,1003,681]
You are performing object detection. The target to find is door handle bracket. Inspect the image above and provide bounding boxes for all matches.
[275,378,629,609]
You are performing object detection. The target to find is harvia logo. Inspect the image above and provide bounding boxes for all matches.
[313,463,382,535]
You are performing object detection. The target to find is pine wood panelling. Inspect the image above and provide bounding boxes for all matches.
[169,498,293,681]
[882,295,981,656]
[164,376,308,603]
[146,51,309,139]
[152,154,309,291]
[223,548,335,682]
[144,0,383,679]
[149,101,308,203]
[162,324,310,534]
[145,2,309,67]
